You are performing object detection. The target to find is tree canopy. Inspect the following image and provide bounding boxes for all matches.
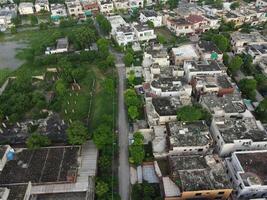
[70,26,96,49]
[230,2,240,10]
[96,14,112,35]
[129,132,145,165]
[123,52,134,67]
[67,121,88,145]
[168,0,179,9]
[96,180,109,198]
[239,78,257,100]
[212,35,229,52]
[229,55,243,74]
[26,133,51,149]
[93,124,113,149]
[177,105,211,122]
[256,98,267,122]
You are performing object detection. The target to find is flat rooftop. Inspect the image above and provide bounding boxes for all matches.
[189,60,222,72]
[167,121,211,147]
[236,151,267,186]
[56,38,68,49]
[214,117,267,143]
[134,23,152,32]
[201,93,246,114]
[152,97,185,116]
[0,146,80,185]
[142,10,158,17]
[198,40,222,54]
[7,185,28,200]
[195,74,233,89]
[169,155,231,191]
[172,44,198,58]
[231,31,267,43]
[151,77,186,92]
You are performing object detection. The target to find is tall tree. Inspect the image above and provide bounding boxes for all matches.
[71,26,96,49]
[212,35,229,52]
[129,132,145,165]
[229,55,243,74]
[26,133,51,149]
[96,14,112,35]
[123,52,134,67]
[93,124,113,149]
[239,78,257,100]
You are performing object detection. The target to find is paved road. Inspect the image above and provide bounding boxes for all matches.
[116,53,130,200]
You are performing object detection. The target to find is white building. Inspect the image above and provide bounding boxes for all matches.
[0,5,17,31]
[143,48,169,66]
[256,0,267,8]
[133,23,156,42]
[140,10,162,27]
[114,25,135,46]
[225,150,267,199]
[210,116,267,156]
[50,4,67,20]
[129,0,143,9]
[98,0,113,14]
[183,60,225,82]
[66,0,84,17]
[231,31,267,53]
[45,37,69,55]
[107,15,127,35]
[35,0,50,12]
[246,44,267,64]
[18,2,34,15]
[112,0,129,10]
[171,44,199,65]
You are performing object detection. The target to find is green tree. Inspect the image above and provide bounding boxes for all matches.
[147,20,154,28]
[55,79,67,96]
[157,35,166,44]
[129,132,145,165]
[98,155,112,171]
[96,180,109,198]
[26,133,51,149]
[229,55,243,74]
[230,1,240,10]
[93,124,113,149]
[255,74,267,93]
[123,52,134,67]
[124,89,141,107]
[255,98,267,122]
[106,54,115,67]
[240,54,254,75]
[128,70,136,86]
[239,78,257,100]
[128,106,139,121]
[11,16,21,26]
[96,14,112,35]
[223,53,229,66]
[168,0,179,9]
[39,22,48,30]
[71,26,96,49]
[67,121,88,145]
[177,105,211,122]
[97,38,109,59]
[29,15,38,26]
[212,35,229,52]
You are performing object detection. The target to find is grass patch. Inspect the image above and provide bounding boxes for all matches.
[0,68,12,84]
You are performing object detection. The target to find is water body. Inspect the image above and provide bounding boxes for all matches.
[0,41,27,70]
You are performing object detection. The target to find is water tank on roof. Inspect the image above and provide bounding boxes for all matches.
[7,149,15,161]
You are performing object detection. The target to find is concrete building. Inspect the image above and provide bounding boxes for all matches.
[128,0,143,9]
[171,44,199,65]
[50,4,67,21]
[0,183,31,200]
[200,91,246,117]
[145,96,191,126]
[98,0,113,14]
[246,44,267,64]
[144,48,169,66]
[161,154,232,200]
[183,60,225,82]
[114,25,135,46]
[35,0,50,12]
[256,0,267,7]
[81,1,99,16]
[66,1,84,17]
[112,0,129,10]
[107,15,127,35]
[166,121,213,155]
[225,150,267,199]
[133,23,157,42]
[45,37,69,54]
[140,10,162,27]
[18,2,34,15]
[210,116,267,156]
[231,31,267,53]
[0,4,17,31]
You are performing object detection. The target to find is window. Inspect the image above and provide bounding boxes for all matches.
[195,193,202,196]
[218,191,225,195]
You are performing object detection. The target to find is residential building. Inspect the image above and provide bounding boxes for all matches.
[150,77,192,97]
[82,1,99,16]
[166,121,212,155]
[225,150,267,199]
[114,25,135,46]
[50,4,67,21]
[107,15,127,35]
[200,92,246,117]
[246,44,267,64]
[0,4,17,31]
[231,31,267,53]
[171,44,199,65]
[197,40,223,61]
[133,23,157,42]
[140,10,162,27]
[0,183,31,200]
[210,116,267,156]
[183,60,225,81]
[259,57,267,75]
[160,154,232,200]
[145,96,191,126]
[0,141,98,199]
[112,0,129,10]
[98,0,113,14]
[223,12,245,27]
[256,0,267,7]
[191,74,234,95]
[35,0,50,12]
[144,48,169,66]
[45,37,69,54]
[18,2,34,15]
[128,0,143,9]
[66,1,84,17]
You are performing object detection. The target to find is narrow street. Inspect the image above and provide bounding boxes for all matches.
[116,55,130,200]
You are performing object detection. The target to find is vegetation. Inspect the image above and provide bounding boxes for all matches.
[177,105,211,122]
[230,2,240,10]
[123,52,134,67]
[67,121,88,145]
[129,132,145,165]
[96,180,109,198]
[96,14,112,35]
[255,98,267,122]
[239,78,257,100]
[168,0,179,10]
[124,89,143,121]
[228,55,243,74]
[131,182,162,200]
[26,133,51,149]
